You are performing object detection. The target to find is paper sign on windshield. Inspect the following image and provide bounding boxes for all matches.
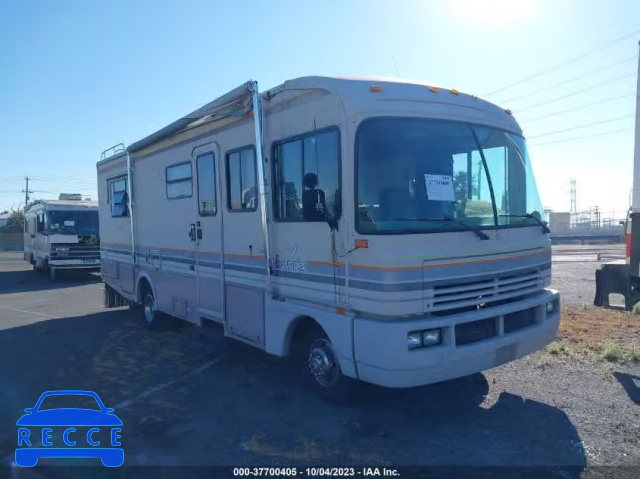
[424,174,455,201]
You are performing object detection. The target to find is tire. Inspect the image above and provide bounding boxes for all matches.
[141,283,165,330]
[292,323,354,402]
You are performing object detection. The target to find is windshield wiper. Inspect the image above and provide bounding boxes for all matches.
[391,217,490,240]
[499,214,550,234]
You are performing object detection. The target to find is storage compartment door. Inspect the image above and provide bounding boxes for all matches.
[225,285,264,346]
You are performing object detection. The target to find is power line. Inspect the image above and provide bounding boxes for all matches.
[483,26,640,97]
[528,127,631,147]
[515,72,637,113]
[519,92,637,123]
[528,114,634,139]
[500,55,637,104]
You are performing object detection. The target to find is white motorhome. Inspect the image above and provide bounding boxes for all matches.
[98,77,560,394]
[24,195,101,280]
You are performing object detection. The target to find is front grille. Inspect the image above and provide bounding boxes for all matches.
[504,308,536,333]
[430,267,550,313]
[50,243,101,261]
[455,318,497,346]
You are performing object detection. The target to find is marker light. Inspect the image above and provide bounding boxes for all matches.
[428,86,440,93]
[370,85,382,93]
[546,301,556,314]
[450,89,460,95]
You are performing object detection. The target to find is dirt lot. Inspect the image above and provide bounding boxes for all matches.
[0,249,638,478]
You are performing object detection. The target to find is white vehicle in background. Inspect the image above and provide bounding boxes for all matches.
[98,76,559,397]
[24,194,101,280]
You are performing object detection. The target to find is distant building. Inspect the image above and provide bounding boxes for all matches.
[548,212,571,235]
[0,213,10,228]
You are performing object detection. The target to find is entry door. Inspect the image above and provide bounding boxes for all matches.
[193,145,225,321]
[221,146,266,346]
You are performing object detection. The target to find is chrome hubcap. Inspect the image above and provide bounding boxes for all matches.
[308,339,339,387]
[144,293,155,323]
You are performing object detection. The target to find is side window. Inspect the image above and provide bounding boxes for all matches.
[226,147,257,211]
[108,176,129,217]
[166,162,193,199]
[36,214,44,232]
[197,153,217,216]
[273,129,340,222]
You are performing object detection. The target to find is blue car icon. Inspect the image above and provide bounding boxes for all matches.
[16,390,123,467]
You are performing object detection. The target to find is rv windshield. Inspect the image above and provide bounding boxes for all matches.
[46,210,99,235]
[356,118,544,234]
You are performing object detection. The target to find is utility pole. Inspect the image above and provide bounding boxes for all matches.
[570,178,576,227]
[21,176,33,207]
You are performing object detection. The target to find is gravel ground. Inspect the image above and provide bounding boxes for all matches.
[551,244,626,308]
[0,249,638,477]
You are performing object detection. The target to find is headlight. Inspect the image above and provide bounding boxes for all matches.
[407,332,422,350]
[408,328,442,350]
[422,329,441,346]
[55,246,69,256]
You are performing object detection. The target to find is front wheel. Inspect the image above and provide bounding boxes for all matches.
[294,325,354,401]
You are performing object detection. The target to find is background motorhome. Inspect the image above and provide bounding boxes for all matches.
[24,196,100,280]
[98,76,559,396]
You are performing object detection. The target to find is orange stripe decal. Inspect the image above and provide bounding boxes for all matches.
[308,260,345,267]
[350,250,548,271]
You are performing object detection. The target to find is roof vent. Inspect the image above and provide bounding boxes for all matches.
[58,193,83,201]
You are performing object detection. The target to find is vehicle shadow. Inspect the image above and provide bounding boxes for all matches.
[613,371,640,405]
[0,268,101,294]
[0,311,587,476]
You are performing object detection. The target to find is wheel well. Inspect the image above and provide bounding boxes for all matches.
[287,316,324,356]
[137,277,152,302]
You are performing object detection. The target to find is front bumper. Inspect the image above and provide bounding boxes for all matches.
[48,259,101,270]
[353,289,560,388]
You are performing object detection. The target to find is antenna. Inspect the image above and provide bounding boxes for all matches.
[391,56,401,77]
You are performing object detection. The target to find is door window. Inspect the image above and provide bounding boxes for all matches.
[196,153,217,216]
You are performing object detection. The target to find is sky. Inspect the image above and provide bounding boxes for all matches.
[1,0,639,220]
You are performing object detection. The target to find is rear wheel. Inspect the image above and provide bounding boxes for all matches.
[141,282,164,330]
